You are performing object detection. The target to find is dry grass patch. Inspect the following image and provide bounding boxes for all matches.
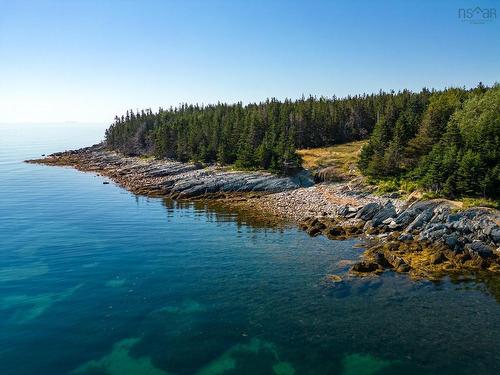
[297,140,367,180]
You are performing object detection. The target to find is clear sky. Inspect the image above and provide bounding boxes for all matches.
[0,0,498,123]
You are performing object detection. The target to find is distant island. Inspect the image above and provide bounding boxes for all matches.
[29,84,500,280]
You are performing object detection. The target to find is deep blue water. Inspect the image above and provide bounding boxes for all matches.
[0,123,499,375]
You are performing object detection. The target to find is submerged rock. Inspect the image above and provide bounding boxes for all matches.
[325,274,343,283]
[351,261,382,273]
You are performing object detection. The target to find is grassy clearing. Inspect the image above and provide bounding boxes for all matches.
[459,197,500,210]
[372,178,500,209]
[369,178,420,195]
[297,140,367,180]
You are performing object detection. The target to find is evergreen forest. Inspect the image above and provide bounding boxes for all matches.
[105,83,499,199]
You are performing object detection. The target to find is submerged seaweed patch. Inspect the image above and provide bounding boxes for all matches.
[158,299,205,314]
[105,278,126,288]
[0,284,82,323]
[71,338,170,375]
[0,261,49,282]
[341,353,396,375]
[196,338,295,375]
[273,361,296,375]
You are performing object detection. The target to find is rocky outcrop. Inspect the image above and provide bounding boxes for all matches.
[27,144,313,198]
[371,202,397,227]
[298,197,500,278]
[355,202,382,221]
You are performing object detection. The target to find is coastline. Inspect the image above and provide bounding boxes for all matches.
[27,145,500,280]
[27,144,310,198]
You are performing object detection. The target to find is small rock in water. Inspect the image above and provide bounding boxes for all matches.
[336,259,355,267]
[351,261,381,273]
[326,274,343,283]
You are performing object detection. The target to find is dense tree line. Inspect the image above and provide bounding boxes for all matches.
[105,84,499,198]
[359,84,499,198]
[106,92,402,171]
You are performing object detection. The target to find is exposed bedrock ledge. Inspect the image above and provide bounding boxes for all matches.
[298,198,500,278]
[27,144,314,198]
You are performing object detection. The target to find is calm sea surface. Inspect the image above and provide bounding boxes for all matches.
[0,123,499,375]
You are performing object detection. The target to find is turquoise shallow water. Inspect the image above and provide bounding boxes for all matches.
[1,123,499,375]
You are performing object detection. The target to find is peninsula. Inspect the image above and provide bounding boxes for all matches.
[28,84,500,280]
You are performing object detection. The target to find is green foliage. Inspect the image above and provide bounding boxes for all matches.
[358,90,430,176]
[405,88,465,165]
[375,179,401,193]
[360,83,499,199]
[460,197,500,210]
[106,93,390,173]
[416,85,500,198]
[370,178,419,195]
[105,83,498,199]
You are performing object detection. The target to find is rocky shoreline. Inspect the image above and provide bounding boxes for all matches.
[27,144,313,198]
[27,145,500,280]
[227,185,500,279]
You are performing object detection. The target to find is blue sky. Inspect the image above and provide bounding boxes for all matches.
[0,0,498,123]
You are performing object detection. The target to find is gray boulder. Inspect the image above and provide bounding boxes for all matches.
[355,202,382,221]
[371,202,397,227]
[420,228,448,242]
[405,208,434,232]
[466,241,494,258]
[490,228,500,244]
[393,210,417,228]
[337,205,358,217]
[443,233,459,248]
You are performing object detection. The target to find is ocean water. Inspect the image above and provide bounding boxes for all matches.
[0,123,499,375]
